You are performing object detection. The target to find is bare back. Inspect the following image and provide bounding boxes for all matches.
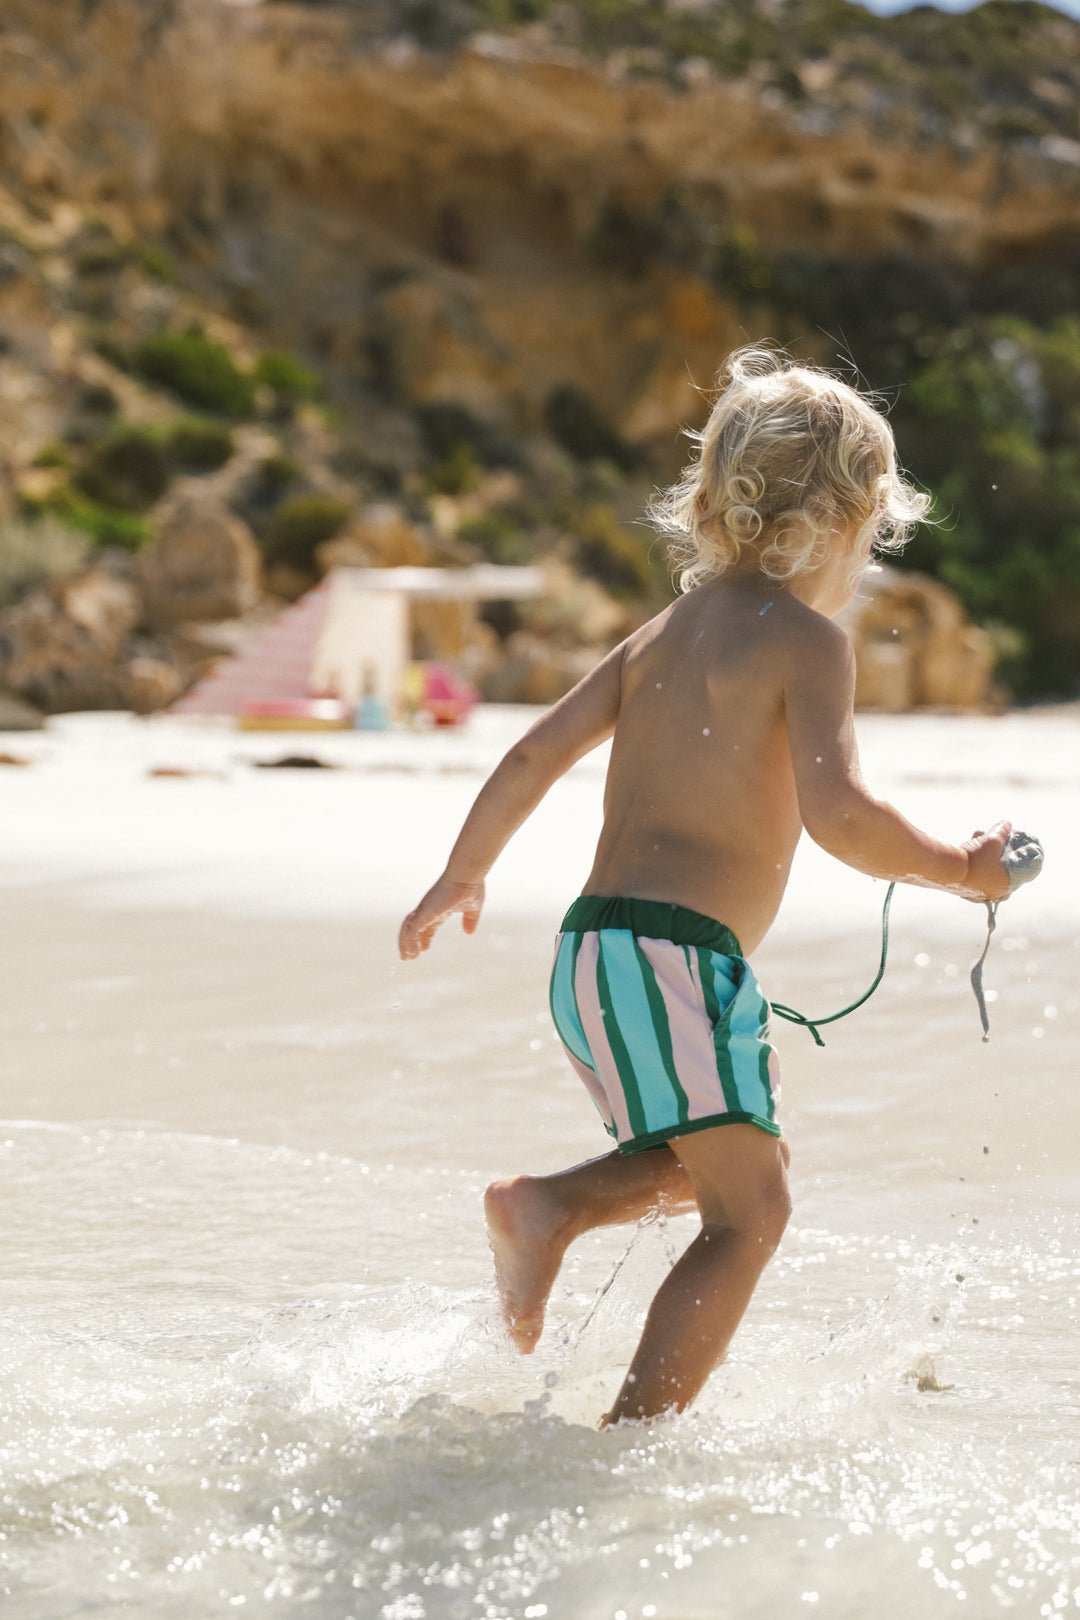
[584,578,812,953]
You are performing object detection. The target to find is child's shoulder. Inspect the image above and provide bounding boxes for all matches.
[622,581,853,674]
[757,595,856,697]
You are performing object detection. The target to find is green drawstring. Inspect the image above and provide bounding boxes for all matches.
[770,882,896,1047]
[969,900,999,1043]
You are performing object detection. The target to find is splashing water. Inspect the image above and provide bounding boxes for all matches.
[3,1122,1080,1620]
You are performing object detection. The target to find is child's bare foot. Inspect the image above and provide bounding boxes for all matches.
[484,1175,574,1354]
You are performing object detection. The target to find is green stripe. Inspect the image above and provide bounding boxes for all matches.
[618,1112,781,1153]
[560,895,741,957]
[595,935,648,1139]
[632,937,690,1128]
[696,947,744,1117]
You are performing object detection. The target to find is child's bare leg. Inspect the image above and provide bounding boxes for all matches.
[601,1124,790,1425]
[485,1147,694,1352]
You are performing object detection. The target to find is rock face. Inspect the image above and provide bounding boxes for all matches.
[841,567,995,712]
[0,503,261,714]
[139,495,263,630]
[0,566,148,713]
[3,0,1079,478]
[0,1,1059,714]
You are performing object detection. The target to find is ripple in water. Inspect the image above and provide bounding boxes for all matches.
[2,1124,1080,1617]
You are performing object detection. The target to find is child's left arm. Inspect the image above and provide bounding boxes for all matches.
[398,643,624,959]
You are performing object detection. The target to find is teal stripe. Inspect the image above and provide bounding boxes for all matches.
[757,1009,775,1123]
[632,937,690,1128]
[560,895,741,957]
[596,931,673,1134]
[728,965,776,1123]
[549,932,594,1072]
[595,936,649,1139]
[697,947,744,1117]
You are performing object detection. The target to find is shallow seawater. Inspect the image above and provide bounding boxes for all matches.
[4,1119,1080,1619]
[2,889,1080,1618]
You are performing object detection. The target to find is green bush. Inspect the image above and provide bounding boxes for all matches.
[78,383,119,417]
[588,201,664,279]
[572,503,656,598]
[263,493,353,570]
[415,401,518,469]
[892,317,1080,694]
[134,329,255,417]
[0,517,90,604]
[254,349,321,403]
[166,419,235,472]
[456,512,534,565]
[257,454,302,492]
[32,488,150,549]
[135,241,178,284]
[543,385,637,470]
[426,442,480,496]
[93,336,131,371]
[75,242,128,277]
[76,426,171,512]
[31,442,70,470]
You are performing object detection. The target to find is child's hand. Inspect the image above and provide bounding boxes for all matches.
[398,875,485,960]
[959,820,1013,902]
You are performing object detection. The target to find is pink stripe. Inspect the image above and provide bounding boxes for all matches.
[564,1049,614,1136]
[636,937,730,1124]
[573,933,633,1142]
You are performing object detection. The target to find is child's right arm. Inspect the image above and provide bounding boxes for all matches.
[398,642,625,959]
[783,618,1011,902]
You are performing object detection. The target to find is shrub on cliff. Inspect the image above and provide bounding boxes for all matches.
[893,317,1080,695]
[457,511,534,565]
[254,349,321,413]
[263,494,353,571]
[416,402,519,469]
[76,427,171,512]
[0,518,90,605]
[29,489,149,550]
[135,330,255,417]
[572,503,656,599]
[544,386,637,471]
[165,420,235,472]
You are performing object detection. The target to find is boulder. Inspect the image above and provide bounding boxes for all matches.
[919,626,996,709]
[853,640,915,713]
[481,631,605,705]
[57,569,139,662]
[140,494,263,629]
[0,568,142,713]
[318,506,432,572]
[843,567,994,711]
[123,655,183,714]
[0,692,43,729]
[516,558,629,648]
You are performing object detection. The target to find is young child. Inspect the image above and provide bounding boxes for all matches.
[398,347,1011,1426]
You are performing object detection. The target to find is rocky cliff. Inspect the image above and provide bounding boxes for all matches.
[6,0,1079,460]
[0,0,1075,711]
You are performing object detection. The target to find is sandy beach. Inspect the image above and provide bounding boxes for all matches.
[2,703,1079,1617]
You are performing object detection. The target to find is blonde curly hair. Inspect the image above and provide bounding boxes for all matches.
[651,346,929,592]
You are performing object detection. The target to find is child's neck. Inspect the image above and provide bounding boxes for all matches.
[724,550,860,620]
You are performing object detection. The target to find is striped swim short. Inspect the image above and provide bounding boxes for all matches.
[549,895,781,1154]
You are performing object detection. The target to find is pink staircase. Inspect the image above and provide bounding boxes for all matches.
[173,578,334,716]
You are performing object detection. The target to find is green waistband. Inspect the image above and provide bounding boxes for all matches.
[559,895,742,957]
